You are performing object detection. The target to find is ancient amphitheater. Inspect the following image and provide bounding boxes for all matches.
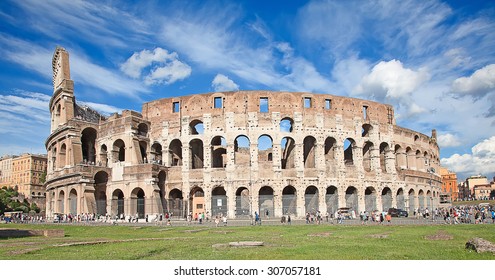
[45,47,441,220]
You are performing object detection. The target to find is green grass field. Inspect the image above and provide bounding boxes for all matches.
[1,223,494,260]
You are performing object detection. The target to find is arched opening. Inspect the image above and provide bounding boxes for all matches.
[139,140,148,163]
[112,189,124,217]
[234,135,250,166]
[396,188,405,210]
[280,117,294,132]
[324,137,336,160]
[424,151,430,169]
[364,187,376,212]
[99,145,108,166]
[189,120,204,135]
[190,187,205,217]
[418,189,425,211]
[406,147,414,170]
[258,186,274,218]
[211,136,227,168]
[408,189,416,213]
[69,189,77,214]
[168,189,184,218]
[345,186,358,212]
[94,171,108,215]
[151,142,163,164]
[58,190,65,213]
[303,136,317,168]
[344,138,356,165]
[380,142,390,173]
[169,139,183,166]
[113,139,126,162]
[381,187,392,211]
[281,137,295,169]
[60,143,67,167]
[326,186,338,216]
[426,190,432,210]
[190,139,204,169]
[211,186,227,217]
[235,187,250,217]
[305,186,319,214]
[137,123,148,137]
[52,147,57,171]
[282,186,297,215]
[395,145,406,170]
[81,127,97,164]
[158,171,166,212]
[415,150,423,171]
[362,124,372,137]
[362,141,373,172]
[131,188,145,219]
[258,135,273,162]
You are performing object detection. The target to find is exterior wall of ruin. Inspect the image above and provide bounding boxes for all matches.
[138,91,441,219]
[45,48,442,220]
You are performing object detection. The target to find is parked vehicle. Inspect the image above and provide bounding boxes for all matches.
[337,207,354,219]
[388,208,408,217]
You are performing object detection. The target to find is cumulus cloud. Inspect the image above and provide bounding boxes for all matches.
[441,136,495,179]
[121,48,191,85]
[212,74,239,92]
[353,60,430,116]
[450,64,495,99]
[437,133,461,148]
[354,60,429,100]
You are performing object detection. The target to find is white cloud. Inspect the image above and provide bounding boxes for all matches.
[331,56,371,95]
[354,60,429,100]
[212,74,239,92]
[441,136,495,180]
[0,90,50,124]
[10,0,150,48]
[157,4,333,93]
[353,60,430,117]
[121,48,192,85]
[0,90,50,155]
[437,133,461,148]
[451,64,495,99]
[0,35,149,100]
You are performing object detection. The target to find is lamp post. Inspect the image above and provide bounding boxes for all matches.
[427,167,435,221]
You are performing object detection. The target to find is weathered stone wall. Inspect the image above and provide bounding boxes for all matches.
[44,48,441,220]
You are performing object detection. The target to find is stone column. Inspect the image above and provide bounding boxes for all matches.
[227,184,236,219]
[274,188,283,218]
[318,186,326,214]
[376,191,383,212]
[297,188,305,217]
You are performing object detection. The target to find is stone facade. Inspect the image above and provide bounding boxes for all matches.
[439,167,458,202]
[1,154,47,210]
[44,47,441,220]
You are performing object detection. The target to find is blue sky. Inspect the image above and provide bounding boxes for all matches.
[0,0,494,181]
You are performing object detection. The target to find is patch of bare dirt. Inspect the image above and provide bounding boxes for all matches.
[307,232,333,237]
[425,230,453,240]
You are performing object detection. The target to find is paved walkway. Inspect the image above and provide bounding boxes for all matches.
[40,216,475,227]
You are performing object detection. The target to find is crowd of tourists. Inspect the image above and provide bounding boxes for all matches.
[0,213,45,223]
[438,205,494,224]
